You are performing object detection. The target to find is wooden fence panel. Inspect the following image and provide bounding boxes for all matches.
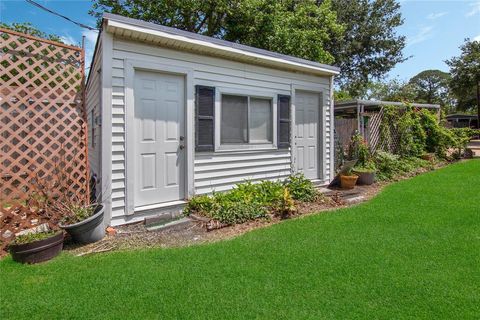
[335,118,358,151]
[0,28,88,203]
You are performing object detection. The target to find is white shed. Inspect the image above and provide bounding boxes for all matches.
[86,13,340,226]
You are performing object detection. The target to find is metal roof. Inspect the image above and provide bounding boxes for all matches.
[445,114,477,119]
[335,99,440,110]
[102,13,340,76]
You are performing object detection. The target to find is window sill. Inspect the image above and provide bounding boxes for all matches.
[214,144,278,153]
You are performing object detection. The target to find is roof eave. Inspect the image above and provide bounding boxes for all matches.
[103,15,340,77]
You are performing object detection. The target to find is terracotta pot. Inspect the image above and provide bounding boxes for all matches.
[354,171,376,185]
[9,232,64,264]
[60,205,105,244]
[340,174,358,189]
[421,153,435,162]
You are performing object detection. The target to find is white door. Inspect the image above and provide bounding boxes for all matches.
[134,70,185,207]
[295,91,320,180]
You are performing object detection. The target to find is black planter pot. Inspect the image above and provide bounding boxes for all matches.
[9,232,64,264]
[354,171,376,185]
[60,205,105,244]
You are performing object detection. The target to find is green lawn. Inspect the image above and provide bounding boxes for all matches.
[1,160,479,319]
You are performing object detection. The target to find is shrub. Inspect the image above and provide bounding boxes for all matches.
[284,174,320,202]
[12,231,59,245]
[397,105,426,157]
[184,179,296,224]
[373,151,431,181]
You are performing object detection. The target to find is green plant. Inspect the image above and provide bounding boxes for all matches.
[353,161,376,173]
[396,105,426,157]
[11,231,59,245]
[342,168,358,177]
[283,174,320,202]
[373,151,432,181]
[183,180,296,224]
[58,203,97,225]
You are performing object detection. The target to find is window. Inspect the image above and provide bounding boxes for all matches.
[221,95,248,144]
[220,94,273,145]
[250,98,273,143]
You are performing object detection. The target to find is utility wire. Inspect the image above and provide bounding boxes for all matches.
[25,0,99,31]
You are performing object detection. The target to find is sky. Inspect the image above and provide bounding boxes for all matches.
[0,0,479,81]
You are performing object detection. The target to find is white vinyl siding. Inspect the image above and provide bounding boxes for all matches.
[105,38,333,225]
[85,38,103,198]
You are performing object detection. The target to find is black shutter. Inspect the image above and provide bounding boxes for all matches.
[195,85,215,152]
[277,95,291,149]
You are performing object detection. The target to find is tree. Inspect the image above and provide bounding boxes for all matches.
[90,0,407,96]
[408,69,453,107]
[223,0,343,64]
[91,0,343,64]
[0,22,62,42]
[445,39,480,124]
[361,78,415,102]
[90,0,237,36]
[323,0,407,96]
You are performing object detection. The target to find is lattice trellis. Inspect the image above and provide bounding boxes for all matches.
[366,107,402,154]
[0,28,88,203]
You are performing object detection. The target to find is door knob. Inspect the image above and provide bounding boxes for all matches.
[179,145,185,150]
[179,136,184,141]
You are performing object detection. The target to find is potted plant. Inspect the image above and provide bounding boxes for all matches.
[353,161,376,185]
[340,169,358,189]
[58,202,105,244]
[9,230,64,264]
[421,153,435,162]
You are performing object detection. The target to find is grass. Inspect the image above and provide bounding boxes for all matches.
[1,160,479,319]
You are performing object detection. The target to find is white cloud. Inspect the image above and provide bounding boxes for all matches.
[466,1,480,17]
[407,26,434,47]
[426,12,447,20]
[473,34,480,42]
[60,34,78,46]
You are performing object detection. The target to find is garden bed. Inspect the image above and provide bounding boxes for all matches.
[65,166,435,257]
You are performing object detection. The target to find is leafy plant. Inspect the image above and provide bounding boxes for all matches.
[373,151,431,181]
[12,231,60,245]
[184,174,325,224]
[283,174,320,202]
[184,179,298,225]
[58,203,98,225]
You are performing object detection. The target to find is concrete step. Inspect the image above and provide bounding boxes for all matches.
[145,217,193,232]
[468,140,480,147]
[144,210,183,227]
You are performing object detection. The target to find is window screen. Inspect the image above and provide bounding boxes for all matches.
[221,95,248,144]
[249,98,272,143]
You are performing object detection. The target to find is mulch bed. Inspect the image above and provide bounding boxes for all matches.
[64,183,385,257]
[1,161,451,259]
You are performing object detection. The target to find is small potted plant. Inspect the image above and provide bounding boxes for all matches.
[421,153,435,163]
[9,230,64,264]
[353,161,376,185]
[340,169,358,189]
[58,201,105,244]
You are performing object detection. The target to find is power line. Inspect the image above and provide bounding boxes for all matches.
[25,0,98,31]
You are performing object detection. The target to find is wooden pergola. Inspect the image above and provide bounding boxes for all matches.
[334,99,440,153]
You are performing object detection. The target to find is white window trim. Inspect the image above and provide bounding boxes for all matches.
[214,87,278,152]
